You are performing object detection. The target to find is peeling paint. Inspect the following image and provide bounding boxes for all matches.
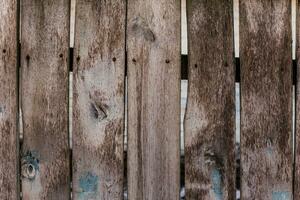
[79,172,99,198]
[0,105,5,114]
[211,169,223,200]
[272,191,291,200]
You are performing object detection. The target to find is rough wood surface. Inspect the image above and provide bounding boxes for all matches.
[127,0,181,199]
[240,0,293,199]
[295,0,300,199]
[185,0,235,199]
[72,1,126,199]
[21,1,70,199]
[0,0,18,199]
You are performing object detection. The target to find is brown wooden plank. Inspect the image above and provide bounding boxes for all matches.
[240,0,293,199]
[72,1,126,199]
[0,0,18,199]
[185,0,235,199]
[294,0,300,199]
[127,0,181,199]
[20,0,70,199]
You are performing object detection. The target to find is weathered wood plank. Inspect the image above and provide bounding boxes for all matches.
[0,0,18,199]
[127,0,181,199]
[21,1,70,199]
[240,0,293,199]
[294,0,300,199]
[185,0,235,199]
[72,1,126,199]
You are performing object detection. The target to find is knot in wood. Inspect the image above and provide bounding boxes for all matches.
[21,151,39,180]
[24,164,36,180]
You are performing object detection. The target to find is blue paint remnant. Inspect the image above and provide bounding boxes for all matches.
[272,191,291,200]
[21,150,40,180]
[0,105,4,113]
[79,172,98,193]
[22,151,40,171]
[211,169,223,200]
[266,147,273,157]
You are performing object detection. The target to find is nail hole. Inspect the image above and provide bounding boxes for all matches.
[59,53,63,58]
[77,56,80,62]
[194,64,198,68]
[165,59,170,64]
[112,57,116,62]
[26,55,30,60]
[132,58,136,63]
[2,49,6,53]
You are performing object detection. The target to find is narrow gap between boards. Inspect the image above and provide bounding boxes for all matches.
[293,59,297,197]
[235,57,241,200]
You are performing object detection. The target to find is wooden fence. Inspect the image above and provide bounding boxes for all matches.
[0,0,299,199]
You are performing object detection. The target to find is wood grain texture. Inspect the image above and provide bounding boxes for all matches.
[72,1,126,199]
[0,0,18,199]
[127,0,181,199]
[295,0,300,199]
[185,0,235,199]
[21,1,70,199]
[240,0,293,199]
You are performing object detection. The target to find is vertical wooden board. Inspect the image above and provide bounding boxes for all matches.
[72,1,126,199]
[240,0,292,199]
[185,0,235,199]
[21,1,70,199]
[295,0,300,199]
[127,0,181,199]
[0,0,18,199]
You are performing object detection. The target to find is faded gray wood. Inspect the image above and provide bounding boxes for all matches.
[0,0,18,199]
[127,0,181,199]
[185,0,235,199]
[240,0,293,199]
[21,1,70,199]
[72,1,126,199]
